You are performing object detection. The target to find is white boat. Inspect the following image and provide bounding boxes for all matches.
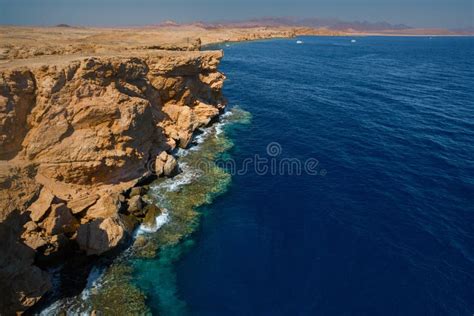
[351,39,357,43]
[296,40,303,44]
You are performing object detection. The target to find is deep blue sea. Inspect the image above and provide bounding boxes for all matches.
[175,37,474,315]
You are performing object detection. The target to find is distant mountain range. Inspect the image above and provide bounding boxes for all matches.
[201,17,412,32]
[157,17,473,35]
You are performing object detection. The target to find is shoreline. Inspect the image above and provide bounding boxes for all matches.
[0,25,470,314]
[37,106,250,314]
[0,40,227,313]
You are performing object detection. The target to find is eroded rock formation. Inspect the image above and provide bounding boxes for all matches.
[0,50,226,314]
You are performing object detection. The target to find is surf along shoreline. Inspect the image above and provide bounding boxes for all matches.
[35,107,251,314]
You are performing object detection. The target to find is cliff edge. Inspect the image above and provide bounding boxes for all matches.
[0,50,225,313]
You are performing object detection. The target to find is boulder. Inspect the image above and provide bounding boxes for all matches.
[120,213,140,232]
[163,154,178,176]
[128,195,144,214]
[154,151,177,177]
[67,194,100,214]
[29,188,55,222]
[84,194,119,220]
[142,204,161,229]
[21,220,48,250]
[22,231,48,250]
[154,151,168,176]
[157,151,168,161]
[41,203,79,235]
[129,186,146,198]
[118,193,126,203]
[23,220,38,232]
[76,217,126,256]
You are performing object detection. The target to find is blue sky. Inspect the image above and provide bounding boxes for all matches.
[0,0,472,28]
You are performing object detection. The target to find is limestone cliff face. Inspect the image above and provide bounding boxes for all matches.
[0,50,226,314]
[1,51,225,182]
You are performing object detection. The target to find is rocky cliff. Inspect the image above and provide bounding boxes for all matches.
[0,50,226,314]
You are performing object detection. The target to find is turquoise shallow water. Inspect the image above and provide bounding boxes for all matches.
[174,37,474,315]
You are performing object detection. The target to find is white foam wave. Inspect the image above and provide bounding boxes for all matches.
[176,108,236,157]
[194,127,212,144]
[81,266,106,301]
[175,128,212,157]
[221,109,234,118]
[39,266,106,315]
[39,300,62,316]
[214,121,226,137]
[152,162,202,193]
[151,110,234,195]
[175,147,188,157]
[138,209,170,234]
